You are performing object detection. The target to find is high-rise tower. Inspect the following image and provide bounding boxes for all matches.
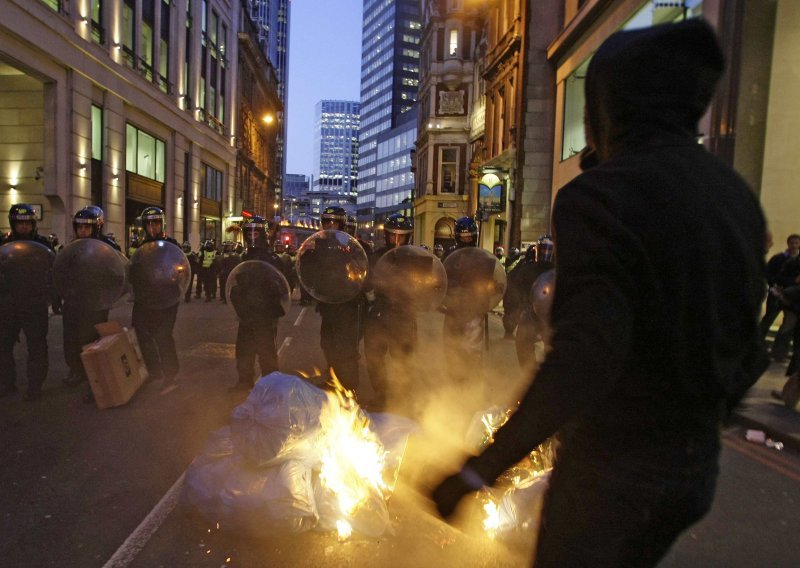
[312,100,361,203]
[357,0,421,228]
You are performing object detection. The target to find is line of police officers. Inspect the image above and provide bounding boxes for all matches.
[1,200,551,408]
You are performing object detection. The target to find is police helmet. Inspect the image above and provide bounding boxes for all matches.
[454,216,478,245]
[537,235,554,263]
[321,206,347,230]
[510,246,520,257]
[494,246,505,258]
[384,213,413,246]
[433,242,445,258]
[242,215,269,249]
[182,241,192,253]
[141,206,166,238]
[8,203,38,237]
[73,206,105,238]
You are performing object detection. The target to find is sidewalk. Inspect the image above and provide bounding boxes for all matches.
[732,361,800,451]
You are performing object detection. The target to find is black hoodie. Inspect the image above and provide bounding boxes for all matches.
[467,19,768,484]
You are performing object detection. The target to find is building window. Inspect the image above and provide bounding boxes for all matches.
[183,0,192,109]
[158,0,171,93]
[141,0,155,81]
[561,59,588,161]
[91,105,103,161]
[42,0,61,12]
[126,123,166,182]
[90,0,105,44]
[201,163,223,201]
[440,147,459,194]
[449,29,458,57]
[122,0,136,68]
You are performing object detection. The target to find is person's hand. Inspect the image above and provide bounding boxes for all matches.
[431,466,486,521]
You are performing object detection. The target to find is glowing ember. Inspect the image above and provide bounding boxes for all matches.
[336,519,353,540]
[318,371,390,539]
[482,499,501,534]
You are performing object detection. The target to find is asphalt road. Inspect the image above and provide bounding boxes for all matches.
[0,293,798,567]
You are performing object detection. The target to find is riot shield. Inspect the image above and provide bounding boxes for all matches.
[442,247,507,317]
[128,240,191,309]
[0,240,55,304]
[53,238,128,310]
[296,230,368,304]
[530,268,555,323]
[226,260,291,323]
[372,245,447,312]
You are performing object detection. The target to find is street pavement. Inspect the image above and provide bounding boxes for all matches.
[0,293,798,567]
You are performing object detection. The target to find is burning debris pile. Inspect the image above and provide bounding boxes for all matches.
[466,407,556,537]
[184,373,416,539]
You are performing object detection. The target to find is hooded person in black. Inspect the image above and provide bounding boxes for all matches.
[432,19,768,567]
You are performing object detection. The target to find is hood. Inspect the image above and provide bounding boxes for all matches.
[585,18,724,160]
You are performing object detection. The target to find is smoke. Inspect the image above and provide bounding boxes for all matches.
[368,311,535,494]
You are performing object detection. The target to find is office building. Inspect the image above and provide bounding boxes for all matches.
[357,0,421,229]
[312,100,360,209]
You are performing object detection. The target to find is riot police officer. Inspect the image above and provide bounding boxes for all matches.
[514,235,555,368]
[132,206,181,392]
[316,206,365,391]
[441,216,485,383]
[198,240,218,301]
[218,241,241,304]
[182,241,199,302]
[0,204,55,401]
[230,216,290,391]
[443,216,479,260]
[62,206,122,388]
[364,213,415,409]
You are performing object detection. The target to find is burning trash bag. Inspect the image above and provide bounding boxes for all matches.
[184,372,418,539]
[230,371,328,468]
[465,407,557,538]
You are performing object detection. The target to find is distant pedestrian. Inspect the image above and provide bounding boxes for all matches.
[759,234,800,360]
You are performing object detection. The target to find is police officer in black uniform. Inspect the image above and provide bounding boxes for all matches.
[218,241,241,304]
[182,241,199,302]
[364,213,414,409]
[62,206,122,388]
[132,206,181,392]
[441,216,485,382]
[315,206,365,392]
[230,216,290,391]
[512,235,555,368]
[0,204,55,401]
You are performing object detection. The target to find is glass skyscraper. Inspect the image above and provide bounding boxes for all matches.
[357,0,421,225]
[312,100,361,200]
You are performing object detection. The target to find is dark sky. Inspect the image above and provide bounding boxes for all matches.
[286,0,362,177]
